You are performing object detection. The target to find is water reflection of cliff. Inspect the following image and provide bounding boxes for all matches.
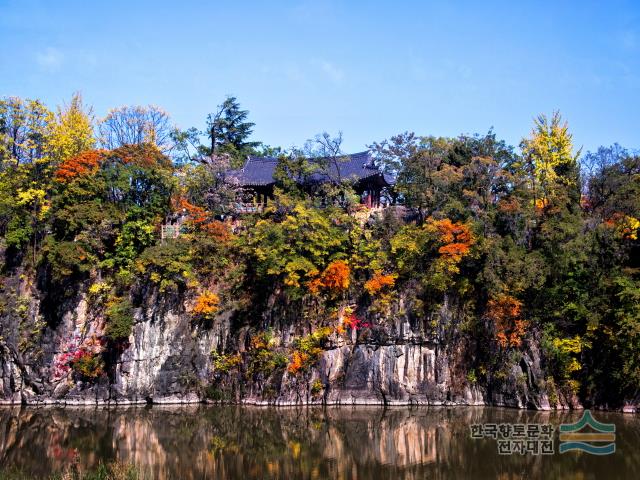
[0,406,638,479]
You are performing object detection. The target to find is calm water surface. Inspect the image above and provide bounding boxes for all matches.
[0,405,638,479]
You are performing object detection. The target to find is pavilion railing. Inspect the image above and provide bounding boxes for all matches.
[234,202,265,214]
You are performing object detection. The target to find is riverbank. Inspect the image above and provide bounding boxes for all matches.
[1,396,637,412]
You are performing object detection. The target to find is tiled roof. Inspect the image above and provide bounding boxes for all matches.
[226,151,394,187]
[227,156,279,186]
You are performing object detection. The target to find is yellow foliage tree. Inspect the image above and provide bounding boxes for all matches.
[48,92,95,164]
[520,111,580,211]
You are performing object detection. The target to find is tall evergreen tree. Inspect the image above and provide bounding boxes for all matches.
[205,96,260,162]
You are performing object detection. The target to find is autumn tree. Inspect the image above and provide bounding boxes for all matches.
[364,271,396,296]
[177,153,239,216]
[47,143,175,286]
[486,294,527,348]
[241,194,353,297]
[48,92,95,164]
[520,112,581,214]
[54,150,105,182]
[191,291,220,321]
[308,260,351,296]
[0,97,54,262]
[391,216,476,294]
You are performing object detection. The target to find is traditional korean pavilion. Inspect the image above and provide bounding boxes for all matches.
[226,151,394,210]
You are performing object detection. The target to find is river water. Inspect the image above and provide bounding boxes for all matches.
[0,406,638,479]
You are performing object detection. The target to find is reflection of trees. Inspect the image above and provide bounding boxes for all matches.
[0,407,638,479]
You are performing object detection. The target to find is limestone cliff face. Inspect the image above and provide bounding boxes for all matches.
[0,269,580,410]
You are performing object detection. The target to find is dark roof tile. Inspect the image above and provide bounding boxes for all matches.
[227,151,394,187]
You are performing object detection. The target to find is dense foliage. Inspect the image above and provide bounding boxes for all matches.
[1,95,638,407]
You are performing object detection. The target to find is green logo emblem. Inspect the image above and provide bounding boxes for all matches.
[559,410,616,455]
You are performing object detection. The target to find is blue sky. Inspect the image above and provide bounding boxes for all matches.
[1,0,638,154]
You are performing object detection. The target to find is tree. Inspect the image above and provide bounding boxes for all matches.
[50,145,174,249]
[390,216,475,294]
[304,131,347,184]
[241,194,353,297]
[192,291,220,320]
[0,97,54,262]
[98,105,174,152]
[580,144,628,196]
[520,111,581,212]
[43,143,176,289]
[170,126,203,164]
[273,152,317,197]
[371,134,454,220]
[54,150,104,183]
[172,96,261,166]
[98,144,174,219]
[369,131,420,177]
[486,293,526,348]
[307,259,351,296]
[0,97,53,167]
[177,153,240,216]
[205,96,260,161]
[48,92,95,164]
[582,145,639,219]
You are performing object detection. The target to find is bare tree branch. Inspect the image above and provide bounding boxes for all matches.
[98,105,174,152]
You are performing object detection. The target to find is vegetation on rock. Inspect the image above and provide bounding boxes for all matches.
[1,94,638,407]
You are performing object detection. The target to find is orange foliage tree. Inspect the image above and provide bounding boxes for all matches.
[486,294,527,348]
[191,291,220,320]
[176,197,209,224]
[175,197,231,242]
[308,260,350,295]
[420,218,476,286]
[54,150,105,182]
[287,350,310,374]
[110,143,170,167]
[427,218,475,262]
[364,271,397,296]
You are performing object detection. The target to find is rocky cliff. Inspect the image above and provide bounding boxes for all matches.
[0,267,586,410]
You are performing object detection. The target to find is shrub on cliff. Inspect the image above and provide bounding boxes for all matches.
[135,239,194,293]
[287,327,333,375]
[71,350,105,380]
[40,239,94,283]
[104,297,134,341]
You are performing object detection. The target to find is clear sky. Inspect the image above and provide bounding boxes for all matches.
[1,0,638,155]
